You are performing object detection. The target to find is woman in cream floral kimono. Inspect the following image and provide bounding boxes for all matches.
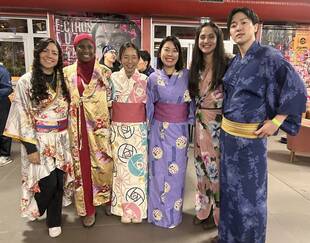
[64,33,113,227]
[4,38,74,238]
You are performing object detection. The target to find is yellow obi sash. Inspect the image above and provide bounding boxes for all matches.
[221,116,260,139]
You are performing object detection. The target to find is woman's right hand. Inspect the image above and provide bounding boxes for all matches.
[28,152,40,164]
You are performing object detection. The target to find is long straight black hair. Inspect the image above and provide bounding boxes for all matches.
[189,21,229,98]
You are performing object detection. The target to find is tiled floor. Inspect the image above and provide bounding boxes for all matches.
[0,132,309,243]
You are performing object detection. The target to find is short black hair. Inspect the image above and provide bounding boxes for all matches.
[227,7,259,31]
[157,36,184,71]
[139,50,151,66]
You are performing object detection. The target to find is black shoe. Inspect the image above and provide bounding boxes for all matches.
[193,215,208,225]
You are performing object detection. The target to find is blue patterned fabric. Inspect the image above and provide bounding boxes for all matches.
[219,41,307,243]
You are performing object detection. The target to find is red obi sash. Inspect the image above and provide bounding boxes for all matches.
[154,102,188,123]
[112,102,146,123]
[35,118,68,133]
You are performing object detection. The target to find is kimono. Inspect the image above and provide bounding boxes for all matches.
[194,70,223,224]
[4,72,74,220]
[147,69,195,228]
[219,42,307,243]
[64,62,113,216]
[110,68,148,220]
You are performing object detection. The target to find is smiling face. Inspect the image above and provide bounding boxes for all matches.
[160,41,179,69]
[39,42,59,74]
[198,26,217,56]
[104,50,117,64]
[121,47,139,78]
[229,11,258,48]
[76,39,95,63]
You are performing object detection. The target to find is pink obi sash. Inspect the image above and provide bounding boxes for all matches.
[154,102,188,123]
[35,118,68,133]
[112,102,146,123]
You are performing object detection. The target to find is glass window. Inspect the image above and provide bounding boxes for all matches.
[181,47,188,68]
[32,20,47,34]
[34,37,45,47]
[0,41,25,76]
[0,19,28,33]
[154,25,166,38]
[171,26,196,39]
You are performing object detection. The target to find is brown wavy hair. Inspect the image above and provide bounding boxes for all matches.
[30,38,69,104]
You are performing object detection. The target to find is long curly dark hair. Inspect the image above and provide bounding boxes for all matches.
[189,21,229,98]
[30,38,69,104]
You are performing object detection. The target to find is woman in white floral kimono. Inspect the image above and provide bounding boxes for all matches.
[110,42,148,223]
[4,38,74,238]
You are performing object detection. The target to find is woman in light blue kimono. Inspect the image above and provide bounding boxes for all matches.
[147,36,195,228]
[219,8,307,243]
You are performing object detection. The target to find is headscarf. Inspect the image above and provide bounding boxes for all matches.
[74,33,96,84]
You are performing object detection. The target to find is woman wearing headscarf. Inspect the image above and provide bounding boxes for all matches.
[4,38,74,237]
[64,33,113,227]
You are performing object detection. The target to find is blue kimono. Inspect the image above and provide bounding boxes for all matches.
[219,42,307,243]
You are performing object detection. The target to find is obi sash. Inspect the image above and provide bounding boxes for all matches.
[112,102,146,123]
[221,116,260,139]
[154,102,188,123]
[35,118,68,133]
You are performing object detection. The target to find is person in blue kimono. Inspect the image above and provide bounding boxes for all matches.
[218,7,307,243]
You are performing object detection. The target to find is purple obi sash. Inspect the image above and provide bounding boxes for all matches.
[35,119,68,133]
[154,102,188,123]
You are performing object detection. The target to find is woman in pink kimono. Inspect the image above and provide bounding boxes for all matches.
[110,42,148,223]
[4,38,74,238]
[188,21,229,238]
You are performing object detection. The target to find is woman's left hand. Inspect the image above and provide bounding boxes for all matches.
[254,120,279,138]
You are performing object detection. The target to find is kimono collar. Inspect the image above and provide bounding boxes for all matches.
[120,67,140,80]
[77,58,95,84]
[238,41,260,60]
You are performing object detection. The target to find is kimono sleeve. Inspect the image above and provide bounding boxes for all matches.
[3,74,38,145]
[266,56,307,135]
[103,68,113,107]
[146,74,158,128]
[188,99,196,125]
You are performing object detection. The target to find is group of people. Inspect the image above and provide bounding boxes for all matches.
[1,7,307,243]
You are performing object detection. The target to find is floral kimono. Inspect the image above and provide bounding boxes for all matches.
[110,68,148,220]
[4,72,74,220]
[194,69,223,225]
[64,61,113,216]
[219,42,307,243]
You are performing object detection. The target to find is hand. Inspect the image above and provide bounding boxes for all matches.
[27,152,40,164]
[254,120,278,138]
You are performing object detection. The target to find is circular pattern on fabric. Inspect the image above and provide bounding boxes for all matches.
[153,209,163,221]
[152,146,163,160]
[176,136,187,149]
[162,122,169,129]
[122,202,141,220]
[168,163,179,175]
[164,182,170,193]
[118,125,135,139]
[118,143,137,163]
[174,199,183,211]
[128,153,145,176]
[125,187,145,206]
